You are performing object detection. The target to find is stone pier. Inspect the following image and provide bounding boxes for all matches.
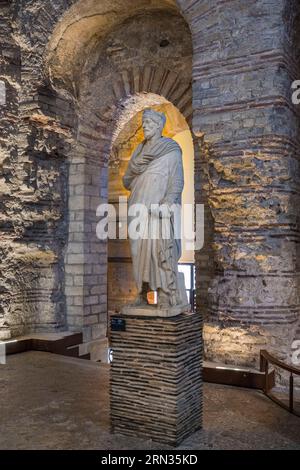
[110,311,202,446]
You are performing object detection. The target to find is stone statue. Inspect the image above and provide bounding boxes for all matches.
[122,108,188,314]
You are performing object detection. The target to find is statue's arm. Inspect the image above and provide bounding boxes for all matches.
[161,149,184,206]
[122,144,143,190]
[122,168,133,190]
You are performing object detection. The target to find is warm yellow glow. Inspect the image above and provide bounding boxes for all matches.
[172,130,195,263]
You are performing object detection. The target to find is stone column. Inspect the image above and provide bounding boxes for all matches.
[180,0,300,365]
[64,119,109,358]
[110,311,202,446]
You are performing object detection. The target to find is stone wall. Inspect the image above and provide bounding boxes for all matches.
[1,0,300,366]
[188,0,300,366]
[0,0,78,339]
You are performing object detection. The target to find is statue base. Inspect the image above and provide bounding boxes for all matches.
[121,302,190,318]
[110,311,202,446]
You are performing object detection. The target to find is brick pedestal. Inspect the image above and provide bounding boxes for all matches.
[110,311,202,446]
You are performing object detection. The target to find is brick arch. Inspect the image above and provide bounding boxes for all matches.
[11,0,202,113]
[43,1,191,96]
[75,65,193,164]
[110,66,192,125]
[5,0,299,370]
[11,0,208,104]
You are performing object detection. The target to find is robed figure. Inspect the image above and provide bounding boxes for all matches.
[123,109,187,310]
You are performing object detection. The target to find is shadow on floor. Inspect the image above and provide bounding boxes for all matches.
[0,352,299,450]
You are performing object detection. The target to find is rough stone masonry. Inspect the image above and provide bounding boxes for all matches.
[0,0,300,366]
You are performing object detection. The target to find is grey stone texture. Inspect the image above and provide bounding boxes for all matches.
[0,351,299,450]
[0,0,300,366]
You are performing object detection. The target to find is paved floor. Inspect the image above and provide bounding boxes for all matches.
[0,351,299,450]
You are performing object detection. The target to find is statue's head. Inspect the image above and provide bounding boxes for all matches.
[142,109,166,140]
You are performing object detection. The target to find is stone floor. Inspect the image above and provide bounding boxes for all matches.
[0,351,299,450]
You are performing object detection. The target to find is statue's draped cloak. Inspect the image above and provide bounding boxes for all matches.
[123,137,184,297]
